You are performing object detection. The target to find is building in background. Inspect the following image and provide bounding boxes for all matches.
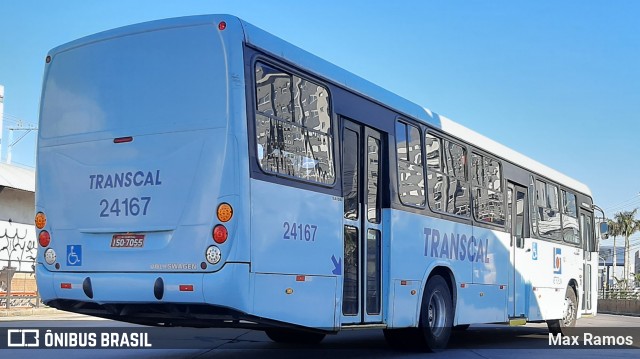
[0,84,37,294]
[599,246,625,288]
[0,162,36,293]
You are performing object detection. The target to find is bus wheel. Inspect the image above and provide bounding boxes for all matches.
[265,328,325,344]
[417,275,453,351]
[547,286,577,335]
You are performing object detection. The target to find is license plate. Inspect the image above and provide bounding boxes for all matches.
[111,234,145,248]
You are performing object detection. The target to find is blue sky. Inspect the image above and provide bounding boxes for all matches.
[1,1,639,246]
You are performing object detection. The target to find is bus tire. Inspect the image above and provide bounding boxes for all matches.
[417,275,453,351]
[265,328,325,344]
[547,286,577,335]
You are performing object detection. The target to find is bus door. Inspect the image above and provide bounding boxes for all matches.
[341,118,383,325]
[507,182,529,319]
[580,212,596,314]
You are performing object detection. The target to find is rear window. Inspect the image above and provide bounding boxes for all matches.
[40,25,226,140]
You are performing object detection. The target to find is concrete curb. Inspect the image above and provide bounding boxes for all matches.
[598,310,640,317]
[0,306,62,317]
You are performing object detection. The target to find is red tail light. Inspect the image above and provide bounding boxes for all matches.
[213,225,228,244]
[39,231,51,247]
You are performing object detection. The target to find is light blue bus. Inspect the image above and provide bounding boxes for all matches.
[36,15,606,350]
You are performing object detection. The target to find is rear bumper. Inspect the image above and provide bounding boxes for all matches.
[37,262,253,326]
[37,263,339,331]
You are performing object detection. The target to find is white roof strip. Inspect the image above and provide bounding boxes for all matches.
[437,114,591,196]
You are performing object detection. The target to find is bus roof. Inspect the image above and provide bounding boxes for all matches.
[45,14,591,197]
[437,116,591,196]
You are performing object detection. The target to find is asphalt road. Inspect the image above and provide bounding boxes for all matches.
[0,312,638,358]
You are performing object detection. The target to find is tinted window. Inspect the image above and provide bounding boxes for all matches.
[255,62,335,184]
[366,229,381,315]
[343,128,359,220]
[343,226,359,316]
[367,137,381,223]
[581,214,595,252]
[562,190,580,244]
[472,153,505,225]
[426,133,470,216]
[535,180,561,240]
[395,121,408,162]
[396,121,425,207]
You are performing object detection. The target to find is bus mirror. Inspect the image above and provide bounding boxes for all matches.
[599,221,609,239]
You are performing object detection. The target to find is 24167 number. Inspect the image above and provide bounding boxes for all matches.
[283,222,317,241]
[100,197,151,217]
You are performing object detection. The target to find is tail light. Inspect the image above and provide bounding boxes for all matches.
[39,230,51,247]
[217,203,233,222]
[213,225,228,244]
[35,212,47,229]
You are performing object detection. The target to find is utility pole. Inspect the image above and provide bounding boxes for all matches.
[7,122,37,164]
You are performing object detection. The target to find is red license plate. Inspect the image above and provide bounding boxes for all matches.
[111,234,145,248]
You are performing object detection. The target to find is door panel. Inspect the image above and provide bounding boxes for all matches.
[581,212,596,314]
[507,182,529,318]
[341,118,383,324]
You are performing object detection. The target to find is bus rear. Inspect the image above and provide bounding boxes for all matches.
[36,16,253,325]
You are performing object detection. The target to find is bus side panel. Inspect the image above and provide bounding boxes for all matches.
[528,287,564,320]
[249,179,342,276]
[389,209,514,326]
[456,284,507,324]
[526,239,576,321]
[389,210,473,284]
[471,227,510,286]
[389,279,421,328]
[252,273,337,329]
[388,210,473,327]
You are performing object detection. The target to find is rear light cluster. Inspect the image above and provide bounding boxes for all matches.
[205,203,233,265]
[36,212,56,266]
[212,225,228,243]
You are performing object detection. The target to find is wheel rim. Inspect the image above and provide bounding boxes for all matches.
[428,289,446,336]
[562,295,576,326]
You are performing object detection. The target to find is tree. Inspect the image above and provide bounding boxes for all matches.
[607,218,619,288]
[612,209,640,286]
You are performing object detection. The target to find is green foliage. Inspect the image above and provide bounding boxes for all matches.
[608,209,640,287]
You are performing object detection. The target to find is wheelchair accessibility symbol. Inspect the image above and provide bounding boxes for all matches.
[66,245,82,266]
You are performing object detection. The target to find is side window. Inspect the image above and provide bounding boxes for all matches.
[426,132,470,216]
[535,179,561,240]
[254,62,335,185]
[581,214,594,252]
[562,190,580,244]
[396,121,425,207]
[367,137,381,224]
[471,153,505,225]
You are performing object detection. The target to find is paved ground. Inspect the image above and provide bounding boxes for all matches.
[1,309,639,358]
[0,306,88,319]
